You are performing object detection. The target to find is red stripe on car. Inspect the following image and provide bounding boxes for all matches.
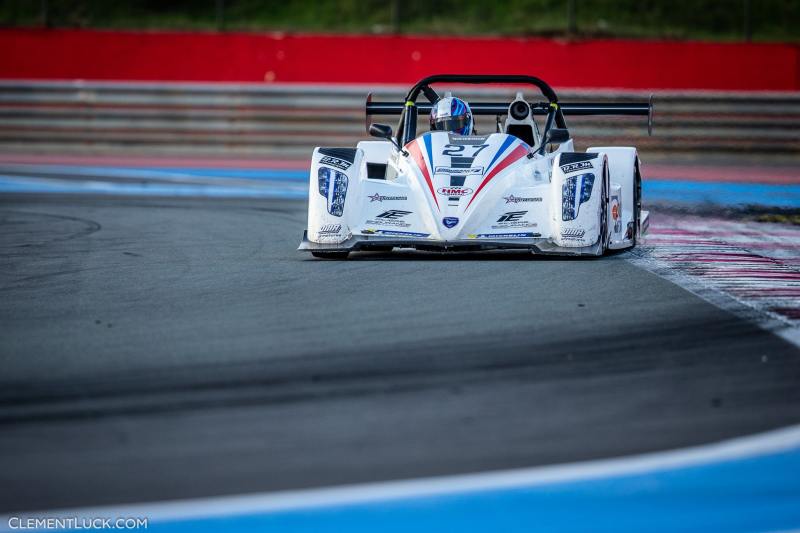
[406,139,439,210]
[467,144,529,209]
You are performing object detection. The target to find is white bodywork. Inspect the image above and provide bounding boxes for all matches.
[302,130,647,256]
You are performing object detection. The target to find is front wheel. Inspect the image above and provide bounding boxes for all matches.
[632,158,642,246]
[597,160,610,254]
[311,251,349,260]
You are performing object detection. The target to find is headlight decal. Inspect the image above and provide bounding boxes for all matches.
[318,167,348,217]
[562,172,595,221]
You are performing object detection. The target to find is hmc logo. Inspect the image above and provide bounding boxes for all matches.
[437,187,474,197]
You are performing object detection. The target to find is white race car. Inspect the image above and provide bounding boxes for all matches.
[299,74,652,259]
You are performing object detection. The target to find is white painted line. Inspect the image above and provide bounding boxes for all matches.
[3,423,800,528]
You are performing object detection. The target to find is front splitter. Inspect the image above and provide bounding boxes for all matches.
[298,232,604,256]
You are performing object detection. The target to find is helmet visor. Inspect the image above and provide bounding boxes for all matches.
[431,115,470,133]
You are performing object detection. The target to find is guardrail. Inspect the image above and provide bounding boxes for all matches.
[0,81,798,160]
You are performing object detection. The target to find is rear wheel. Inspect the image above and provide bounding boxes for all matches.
[311,251,349,260]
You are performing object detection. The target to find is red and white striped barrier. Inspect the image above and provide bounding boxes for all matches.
[630,212,800,346]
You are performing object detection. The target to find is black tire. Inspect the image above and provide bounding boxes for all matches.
[632,158,642,245]
[598,160,610,254]
[311,251,350,260]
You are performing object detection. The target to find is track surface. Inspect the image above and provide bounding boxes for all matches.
[1,194,799,513]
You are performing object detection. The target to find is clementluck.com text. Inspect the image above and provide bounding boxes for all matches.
[7,517,148,530]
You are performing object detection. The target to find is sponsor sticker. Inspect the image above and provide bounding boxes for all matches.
[448,135,489,144]
[434,166,484,175]
[318,224,342,235]
[375,210,410,219]
[561,228,586,240]
[504,195,542,204]
[366,209,412,228]
[560,161,593,174]
[497,211,526,223]
[319,155,352,171]
[611,196,622,234]
[368,193,408,202]
[442,217,459,228]
[437,187,473,197]
[492,211,537,229]
[317,223,348,243]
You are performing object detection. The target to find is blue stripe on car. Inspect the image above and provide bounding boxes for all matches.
[485,136,517,174]
[423,133,434,173]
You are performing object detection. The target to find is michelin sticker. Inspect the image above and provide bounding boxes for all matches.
[362,229,429,238]
[468,232,538,239]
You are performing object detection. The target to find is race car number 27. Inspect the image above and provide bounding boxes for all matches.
[442,144,489,157]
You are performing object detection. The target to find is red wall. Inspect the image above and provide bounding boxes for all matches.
[2,29,798,91]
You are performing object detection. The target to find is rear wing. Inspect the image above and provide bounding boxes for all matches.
[366,94,654,143]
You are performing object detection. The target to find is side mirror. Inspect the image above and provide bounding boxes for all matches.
[544,128,570,144]
[369,123,393,139]
[368,123,407,155]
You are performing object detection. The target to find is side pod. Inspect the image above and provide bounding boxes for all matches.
[550,152,606,249]
[307,147,364,245]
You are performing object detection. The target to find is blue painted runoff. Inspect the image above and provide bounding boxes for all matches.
[644,180,800,209]
[137,447,800,533]
[1,163,798,209]
[0,176,306,199]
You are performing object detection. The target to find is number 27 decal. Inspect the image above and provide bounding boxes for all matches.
[442,144,489,157]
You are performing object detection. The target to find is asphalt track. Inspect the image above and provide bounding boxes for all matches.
[1,193,800,514]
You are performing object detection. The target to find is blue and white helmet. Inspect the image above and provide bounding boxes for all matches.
[430,95,473,136]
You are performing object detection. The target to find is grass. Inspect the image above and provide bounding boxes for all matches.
[1,0,798,42]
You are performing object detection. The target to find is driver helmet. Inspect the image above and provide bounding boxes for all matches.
[430,94,473,136]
